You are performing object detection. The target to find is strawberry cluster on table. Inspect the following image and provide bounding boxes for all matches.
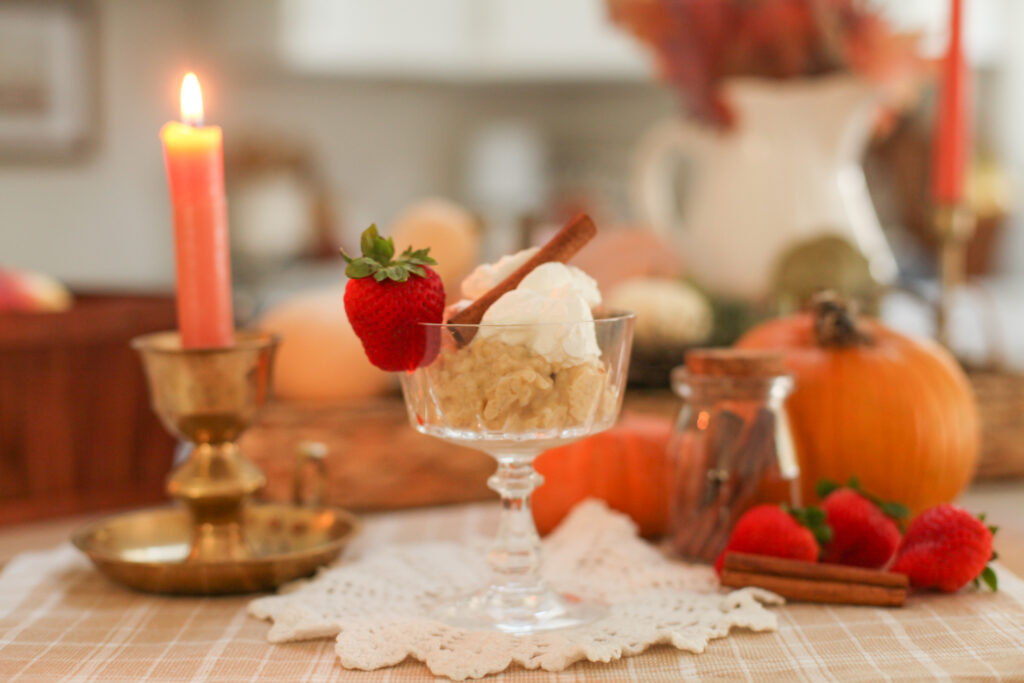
[715,478,998,594]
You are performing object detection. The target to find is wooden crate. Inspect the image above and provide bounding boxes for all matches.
[241,391,679,512]
[241,396,497,511]
[0,294,178,525]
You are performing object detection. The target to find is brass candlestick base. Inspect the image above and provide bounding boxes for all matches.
[72,331,359,595]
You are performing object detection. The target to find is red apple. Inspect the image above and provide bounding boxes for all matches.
[0,268,72,312]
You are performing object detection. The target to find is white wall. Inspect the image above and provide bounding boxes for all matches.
[0,1,475,289]
[0,0,192,289]
[218,78,466,247]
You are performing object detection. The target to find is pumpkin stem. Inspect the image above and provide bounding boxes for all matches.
[812,291,872,347]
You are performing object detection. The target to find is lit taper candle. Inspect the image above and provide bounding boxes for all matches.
[160,73,235,348]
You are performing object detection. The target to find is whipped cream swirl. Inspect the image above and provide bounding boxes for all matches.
[460,249,602,365]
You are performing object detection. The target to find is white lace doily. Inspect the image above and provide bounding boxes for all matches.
[249,501,782,680]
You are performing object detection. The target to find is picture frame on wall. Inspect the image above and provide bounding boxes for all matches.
[0,0,98,162]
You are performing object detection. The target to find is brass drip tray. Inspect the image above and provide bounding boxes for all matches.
[72,502,360,595]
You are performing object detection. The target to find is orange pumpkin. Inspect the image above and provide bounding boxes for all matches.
[736,294,979,513]
[532,413,673,536]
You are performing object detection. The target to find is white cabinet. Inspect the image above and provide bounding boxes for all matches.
[278,0,473,77]
[478,0,649,79]
[272,0,649,81]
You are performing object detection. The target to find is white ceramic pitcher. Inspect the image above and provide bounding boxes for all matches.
[632,75,898,301]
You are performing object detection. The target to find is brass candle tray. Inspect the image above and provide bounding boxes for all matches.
[72,501,359,595]
[72,330,360,595]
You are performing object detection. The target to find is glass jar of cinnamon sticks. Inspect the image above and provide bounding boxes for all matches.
[667,349,801,563]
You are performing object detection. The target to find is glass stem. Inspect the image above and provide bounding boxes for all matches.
[486,453,545,595]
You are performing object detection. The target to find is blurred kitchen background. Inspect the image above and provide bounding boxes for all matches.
[3,0,673,288]
[0,3,1017,276]
[4,0,1024,527]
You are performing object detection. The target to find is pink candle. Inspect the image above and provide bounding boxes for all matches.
[932,0,970,204]
[160,73,235,348]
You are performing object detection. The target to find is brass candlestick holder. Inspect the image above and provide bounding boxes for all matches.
[935,203,977,348]
[73,331,359,595]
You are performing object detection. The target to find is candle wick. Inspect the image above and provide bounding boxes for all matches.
[183,115,204,128]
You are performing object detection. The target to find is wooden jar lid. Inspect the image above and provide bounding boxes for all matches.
[685,349,786,377]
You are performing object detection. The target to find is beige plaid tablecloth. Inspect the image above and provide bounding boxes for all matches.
[1,502,1023,682]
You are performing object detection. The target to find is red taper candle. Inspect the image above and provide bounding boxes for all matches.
[932,0,970,203]
[160,73,235,348]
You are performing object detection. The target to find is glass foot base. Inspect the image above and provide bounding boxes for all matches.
[434,586,605,634]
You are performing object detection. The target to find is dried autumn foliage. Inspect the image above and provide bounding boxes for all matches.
[607,0,924,128]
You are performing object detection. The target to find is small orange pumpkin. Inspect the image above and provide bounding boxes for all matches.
[532,413,673,536]
[736,294,979,513]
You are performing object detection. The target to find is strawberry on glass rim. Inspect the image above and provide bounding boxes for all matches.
[341,225,445,372]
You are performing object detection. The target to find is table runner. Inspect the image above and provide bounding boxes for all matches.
[1,502,1023,682]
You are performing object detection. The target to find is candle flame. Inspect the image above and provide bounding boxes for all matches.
[180,73,204,127]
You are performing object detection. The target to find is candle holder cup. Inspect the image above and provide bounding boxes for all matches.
[72,331,359,595]
[134,331,276,562]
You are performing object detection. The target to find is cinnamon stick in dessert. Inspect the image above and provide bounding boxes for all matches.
[447,213,598,345]
[720,552,908,607]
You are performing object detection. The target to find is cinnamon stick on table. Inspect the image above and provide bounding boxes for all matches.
[447,213,598,345]
[720,552,909,607]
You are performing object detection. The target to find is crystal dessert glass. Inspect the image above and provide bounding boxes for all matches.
[399,312,634,634]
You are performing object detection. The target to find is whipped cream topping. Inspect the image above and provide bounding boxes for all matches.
[461,247,539,300]
[466,256,603,365]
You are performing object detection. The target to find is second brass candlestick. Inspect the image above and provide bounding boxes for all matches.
[934,203,976,349]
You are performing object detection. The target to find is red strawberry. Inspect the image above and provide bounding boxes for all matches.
[341,225,445,372]
[890,504,998,593]
[714,504,831,575]
[817,478,907,569]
